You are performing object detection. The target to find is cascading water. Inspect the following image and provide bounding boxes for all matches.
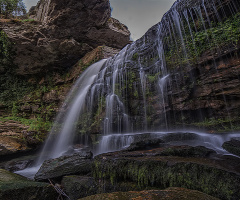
[17,0,240,178]
[94,0,240,153]
[37,59,107,162]
[16,59,107,178]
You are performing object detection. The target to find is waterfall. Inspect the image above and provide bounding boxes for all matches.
[17,0,240,178]
[40,0,239,154]
[94,0,240,152]
[36,59,107,164]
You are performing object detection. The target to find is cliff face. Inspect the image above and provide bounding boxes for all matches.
[1,0,130,76]
[131,0,240,132]
[78,0,240,135]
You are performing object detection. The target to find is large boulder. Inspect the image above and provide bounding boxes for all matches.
[93,146,240,200]
[62,176,98,200]
[1,154,38,172]
[35,151,93,181]
[61,175,142,200]
[0,169,57,200]
[78,188,219,200]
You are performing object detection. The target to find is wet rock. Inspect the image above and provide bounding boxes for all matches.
[62,175,142,199]
[35,151,93,181]
[156,145,216,158]
[4,159,33,172]
[126,138,166,151]
[93,147,240,200]
[161,132,200,142]
[79,188,219,200]
[62,176,98,200]
[222,138,240,157]
[0,169,57,200]
[2,154,38,172]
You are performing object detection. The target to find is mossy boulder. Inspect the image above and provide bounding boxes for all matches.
[126,138,166,151]
[35,151,93,182]
[160,132,200,142]
[62,175,143,200]
[0,169,57,200]
[62,176,98,200]
[222,138,240,157]
[93,147,240,200]
[78,187,219,200]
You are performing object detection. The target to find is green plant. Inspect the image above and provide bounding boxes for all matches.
[132,53,139,61]
[21,18,35,22]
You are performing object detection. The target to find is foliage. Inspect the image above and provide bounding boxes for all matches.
[0,30,12,64]
[0,30,36,106]
[21,18,35,22]
[0,115,52,132]
[132,53,139,61]
[192,117,240,132]
[0,0,26,18]
[164,12,240,69]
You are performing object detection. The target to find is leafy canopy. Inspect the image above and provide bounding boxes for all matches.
[0,0,26,18]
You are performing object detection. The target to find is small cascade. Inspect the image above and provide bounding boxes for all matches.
[158,75,169,130]
[139,60,148,130]
[95,0,240,153]
[36,59,107,164]
[98,134,134,154]
[99,46,131,135]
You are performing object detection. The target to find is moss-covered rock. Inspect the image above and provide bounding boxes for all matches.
[78,187,219,200]
[0,169,57,200]
[62,176,98,200]
[62,175,144,200]
[93,147,240,200]
[126,138,166,151]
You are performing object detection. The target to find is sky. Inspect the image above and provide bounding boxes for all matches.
[23,0,175,41]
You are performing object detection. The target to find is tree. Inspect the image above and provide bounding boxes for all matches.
[0,0,26,18]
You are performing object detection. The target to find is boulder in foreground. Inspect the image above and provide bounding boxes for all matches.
[35,151,93,181]
[78,187,219,200]
[0,169,57,200]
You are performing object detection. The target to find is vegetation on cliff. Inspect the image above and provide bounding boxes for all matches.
[164,12,240,68]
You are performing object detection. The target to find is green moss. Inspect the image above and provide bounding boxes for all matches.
[0,116,52,139]
[164,12,240,69]
[132,53,139,61]
[93,156,240,200]
[191,117,240,132]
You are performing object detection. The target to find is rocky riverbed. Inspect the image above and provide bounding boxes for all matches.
[1,132,240,200]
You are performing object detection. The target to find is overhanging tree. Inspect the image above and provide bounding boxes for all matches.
[0,0,26,18]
